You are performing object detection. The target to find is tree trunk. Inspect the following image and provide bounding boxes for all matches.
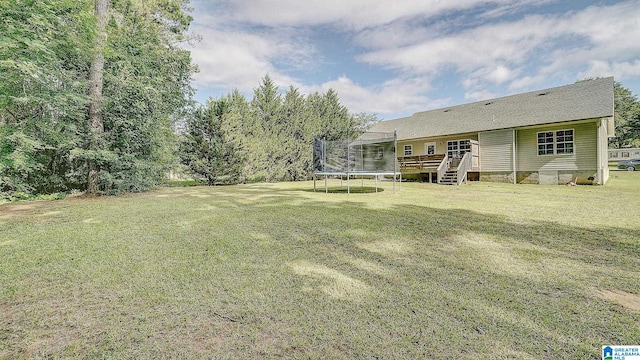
[87,0,108,194]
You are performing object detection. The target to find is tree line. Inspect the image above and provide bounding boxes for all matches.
[1,0,195,199]
[179,75,379,185]
[1,0,639,200]
[0,0,375,199]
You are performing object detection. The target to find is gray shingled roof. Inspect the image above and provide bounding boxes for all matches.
[369,77,614,140]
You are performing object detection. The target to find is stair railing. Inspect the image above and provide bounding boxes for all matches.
[436,154,448,184]
[456,152,472,185]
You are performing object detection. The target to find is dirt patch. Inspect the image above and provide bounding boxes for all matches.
[594,289,640,311]
[0,203,42,219]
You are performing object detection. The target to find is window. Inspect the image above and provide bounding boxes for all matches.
[537,129,573,155]
[447,141,458,159]
[447,139,471,159]
[425,142,436,155]
[556,130,573,154]
[537,132,554,155]
[404,145,412,156]
[459,139,471,153]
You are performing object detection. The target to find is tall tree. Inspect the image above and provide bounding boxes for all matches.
[178,76,378,185]
[0,0,93,198]
[1,0,196,198]
[611,82,640,148]
[352,112,382,133]
[70,0,196,194]
[281,86,310,180]
[86,0,108,194]
[252,74,282,132]
[248,75,283,182]
[180,99,243,185]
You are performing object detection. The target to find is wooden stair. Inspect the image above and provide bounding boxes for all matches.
[439,170,458,185]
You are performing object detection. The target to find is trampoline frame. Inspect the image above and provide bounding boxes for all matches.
[312,131,399,194]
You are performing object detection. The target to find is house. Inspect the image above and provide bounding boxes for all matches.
[369,77,615,185]
[608,147,640,164]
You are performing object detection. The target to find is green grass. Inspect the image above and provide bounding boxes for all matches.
[1,173,639,359]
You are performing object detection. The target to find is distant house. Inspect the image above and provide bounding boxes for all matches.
[608,147,640,164]
[369,77,615,185]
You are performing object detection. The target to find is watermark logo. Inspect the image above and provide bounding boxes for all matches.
[603,346,640,360]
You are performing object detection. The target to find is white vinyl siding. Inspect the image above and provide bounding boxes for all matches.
[479,130,514,171]
[518,122,597,171]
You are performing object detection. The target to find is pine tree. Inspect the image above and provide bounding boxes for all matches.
[180,99,243,185]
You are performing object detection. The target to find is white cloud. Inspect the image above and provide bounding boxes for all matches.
[578,60,640,81]
[218,0,556,30]
[464,89,498,102]
[357,14,559,74]
[506,1,640,90]
[508,75,546,91]
[356,1,640,98]
[223,0,474,29]
[301,75,436,117]
[486,65,518,84]
[188,26,314,93]
[187,0,640,118]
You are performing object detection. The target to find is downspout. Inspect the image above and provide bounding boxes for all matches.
[512,129,517,184]
[394,130,398,192]
[596,119,603,185]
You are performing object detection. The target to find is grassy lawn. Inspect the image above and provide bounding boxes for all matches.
[1,173,639,359]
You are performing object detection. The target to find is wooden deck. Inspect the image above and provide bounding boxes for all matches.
[398,154,445,173]
[398,153,478,185]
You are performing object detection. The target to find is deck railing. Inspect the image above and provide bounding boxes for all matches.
[398,154,445,172]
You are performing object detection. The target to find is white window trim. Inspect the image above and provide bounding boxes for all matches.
[404,144,413,156]
[537,129,574,156]
[425,142,436,155]
[447,139,471,159]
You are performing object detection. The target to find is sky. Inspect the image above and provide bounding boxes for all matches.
[186,0,640,120]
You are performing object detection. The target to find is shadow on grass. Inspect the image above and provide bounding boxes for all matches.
[301,186,385,194]
[198,184,640,356]
[2,183,639,359]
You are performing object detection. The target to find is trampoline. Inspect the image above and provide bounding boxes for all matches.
[312,131,400,193]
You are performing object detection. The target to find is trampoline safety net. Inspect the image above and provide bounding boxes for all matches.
[313,131,397,174]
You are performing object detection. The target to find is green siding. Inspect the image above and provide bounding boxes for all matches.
[478,129,514,172]
[516,121,597,171]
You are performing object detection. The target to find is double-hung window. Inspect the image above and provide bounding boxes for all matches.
[404,145,413,156]
[537,129,573,155]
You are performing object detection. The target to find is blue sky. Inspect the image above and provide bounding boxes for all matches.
[187,0,640,120]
